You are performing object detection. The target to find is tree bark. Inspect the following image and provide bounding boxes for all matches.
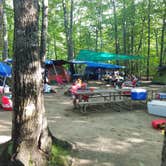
[161,131,166,166]
[11,0,52,165]
[146,0,151,80]
[53,34,57,60]
[111,0,118,55]
[62,0,74,61]
[159,2,166,67]
[95,28,98,51]
[122,0,126,54]
[0,0,3,53]
[40,0,48,63]
[154,29,159,57]
[2,0,8,60]
[136,17,145,54]
[111,0,119,64]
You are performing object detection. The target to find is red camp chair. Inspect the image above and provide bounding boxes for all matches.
[1,96,12,111]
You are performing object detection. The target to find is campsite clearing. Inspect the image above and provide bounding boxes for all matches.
[0,84,165,166]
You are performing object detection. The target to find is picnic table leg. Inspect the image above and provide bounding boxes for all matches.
[80,105,87,113]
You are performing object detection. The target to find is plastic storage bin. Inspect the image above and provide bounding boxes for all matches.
[131,88,147,100]
[147,100,166,117]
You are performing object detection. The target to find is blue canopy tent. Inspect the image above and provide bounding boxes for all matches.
[70,60,125,80]
[86,62,125,69]
[0,62,12,77]
[0,62,12,88]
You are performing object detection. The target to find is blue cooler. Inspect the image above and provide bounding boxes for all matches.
[156,93,166,99]
[131,88,147,100]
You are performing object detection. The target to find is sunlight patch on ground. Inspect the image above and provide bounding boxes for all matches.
[0,120,11,125]
[125,138,145,143]
[0,135,11,144]
[61,101,72,104]
[75,136,145,154]
[74,158,115,166]
[48,115,63,123]
[73,120,89,124]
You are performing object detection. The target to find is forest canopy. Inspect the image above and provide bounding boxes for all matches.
[0,0,165,77]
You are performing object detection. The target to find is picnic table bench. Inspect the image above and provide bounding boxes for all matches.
[73,88,131,113]
[73,87,158,113]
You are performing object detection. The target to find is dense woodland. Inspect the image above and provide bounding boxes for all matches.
[0,0,165,76]
[0,0,166,165]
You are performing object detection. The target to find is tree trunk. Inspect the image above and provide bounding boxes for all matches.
[159,3,166,67]
[40,0,48,63]
[122,0,126,54]
[62,0,74,61]
[136,17,145,54]
[11,0,52,165]
[146,0,151,80]
[161,132,166,166]
[53,34,57,60]
[2,0,8,60]
[0,0,3,55]
[111,0,118,55]
[111,0,119,64]
[154,29,159,57]
[95,28,98,51]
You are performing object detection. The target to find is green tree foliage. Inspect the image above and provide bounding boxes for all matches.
[1,0,166,76]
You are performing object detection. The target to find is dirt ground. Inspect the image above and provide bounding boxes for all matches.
[0,83,165,166]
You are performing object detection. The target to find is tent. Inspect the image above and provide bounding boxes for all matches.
[45,60,70,84]
[76,50,143,61]
[0,62,12,77]
[70,60,125,80]
[0,62,12,90]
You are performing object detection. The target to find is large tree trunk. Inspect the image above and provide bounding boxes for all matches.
[11,0,52,165]
[2,0,8,60]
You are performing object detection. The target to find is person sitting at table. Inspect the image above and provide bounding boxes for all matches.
[70,79,88,107]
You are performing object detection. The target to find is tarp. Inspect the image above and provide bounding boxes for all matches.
[0,62,12,77]
[45,59,70,66]
[70,60,87,64]
[86,62,124,69]
[76,50,143,61]
[70,59,124,69]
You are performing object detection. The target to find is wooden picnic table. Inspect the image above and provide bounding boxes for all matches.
[73,87,158,113]
[73,88,131,113]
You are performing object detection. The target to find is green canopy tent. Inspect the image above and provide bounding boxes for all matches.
[75,50,144,61]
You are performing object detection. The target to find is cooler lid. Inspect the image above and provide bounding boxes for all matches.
[131,88,147,93]
[149,100,166,106]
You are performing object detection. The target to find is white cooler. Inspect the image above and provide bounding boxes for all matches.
[147,100,166,117]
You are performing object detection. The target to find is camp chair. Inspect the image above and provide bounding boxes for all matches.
[1,95,12,111]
